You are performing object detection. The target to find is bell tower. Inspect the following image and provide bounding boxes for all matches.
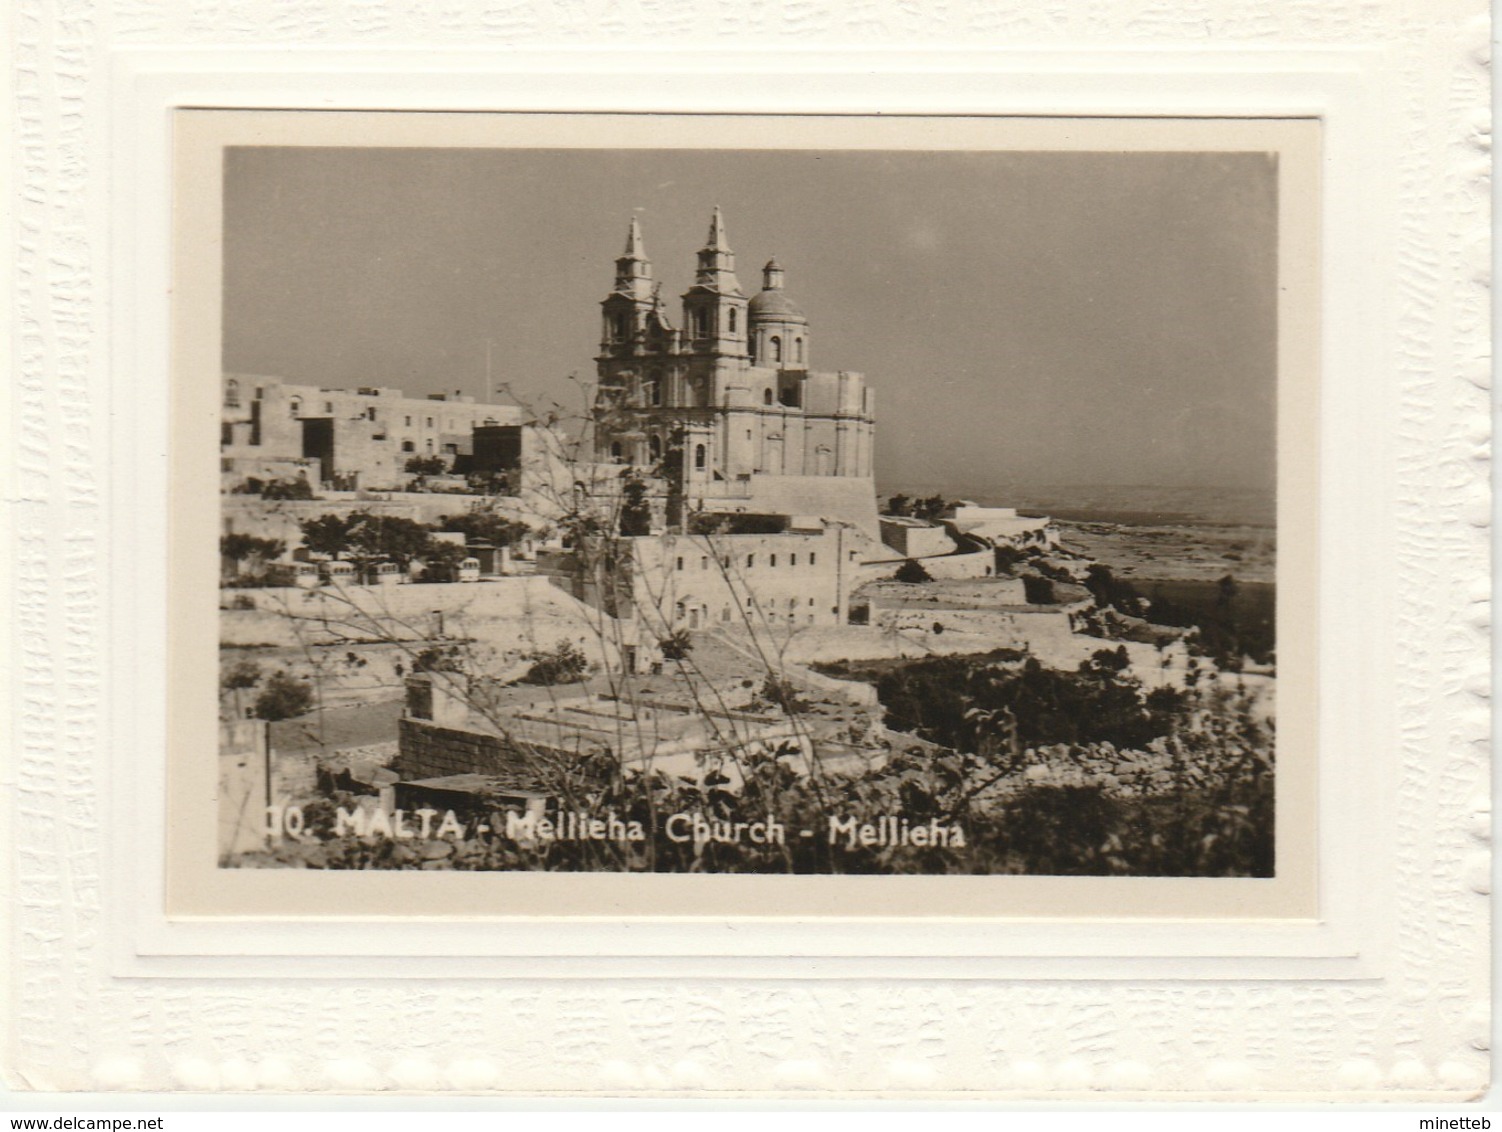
[599,217,659,366]
[680,207,749,358]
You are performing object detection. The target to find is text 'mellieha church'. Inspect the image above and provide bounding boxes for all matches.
[592,208,879,537]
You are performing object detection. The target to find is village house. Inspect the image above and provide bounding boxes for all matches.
[220,375,524,492]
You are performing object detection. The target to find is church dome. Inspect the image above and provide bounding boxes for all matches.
[748,288,807,322]
[749,259,807,323]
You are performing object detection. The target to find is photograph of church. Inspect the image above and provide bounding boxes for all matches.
[213,139,1281,880]
[594,209,877,536]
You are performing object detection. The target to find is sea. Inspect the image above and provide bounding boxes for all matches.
[876,482,1276,530]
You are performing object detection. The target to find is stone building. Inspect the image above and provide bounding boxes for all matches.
[591,211,879,536]
[581,520,867,633]
[220,374,523,491]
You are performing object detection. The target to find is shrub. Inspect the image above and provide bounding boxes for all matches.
[994,545,1025,574]
[253,670,315,721]
[221,660,262,694]
[413,645,465,674]
[261,478,315,501]
[521,641,589,686]
[894,558,932,584]
[757,674,809,715]
[1022,575,1055,604]
[659,631,693,661]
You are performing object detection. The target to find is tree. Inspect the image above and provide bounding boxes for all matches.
[299,513,357,560]
[436,506,528,547]
[352,514,434,567]
[886,493,913,517]
[913,494,951,521]
[1084,564,1143,617]
[220,533,286,580]
[220,659,262,718]
[618,471,653,537]
[415,538,468,582]
[894,558,932,584]
[405,455,447,475]
[299,510,434,572]
[253,670,315,721]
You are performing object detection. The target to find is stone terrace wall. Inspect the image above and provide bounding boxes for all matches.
[219,577,619,667]
[394,717,542,786]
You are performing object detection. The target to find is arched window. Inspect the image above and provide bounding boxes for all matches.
[289,397,301,417]
[770,336,782,363]
[224,379,240,407]
[763,388,774,405]
[728,308,738,333]
[693,443,706,470]
[648,377,661,406]
[794,337,804,364]
[401,440,415,453]
[648,434,662,462]
[694,309,708,338]
[425,439,434,453]
[610,441,623,463]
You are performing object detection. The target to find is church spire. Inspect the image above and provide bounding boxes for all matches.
[693,205,742,295]
[624,215,646,259]
[613,215,654,301]
[706,205,730,252]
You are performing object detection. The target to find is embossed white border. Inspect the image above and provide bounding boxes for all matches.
[130,56,1351,974]
[8,6,1490,1099]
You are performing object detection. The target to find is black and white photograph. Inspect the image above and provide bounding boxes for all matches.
[5,3,1489,1097]
[206,117,1306,882]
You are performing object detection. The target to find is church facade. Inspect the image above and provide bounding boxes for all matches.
[592,210,877,532]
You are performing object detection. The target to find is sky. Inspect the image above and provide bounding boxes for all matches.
[222,145,1278,497]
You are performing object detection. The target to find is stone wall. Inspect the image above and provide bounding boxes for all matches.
[874,606,1074,647]
[625,528,863,631]
[220,492,523,548]
[855,546,1000,582]
[270,740,400,801]
[878,518,956,559]
[218,577,623,674]
[693,474,880,539]
[394,717,540,784]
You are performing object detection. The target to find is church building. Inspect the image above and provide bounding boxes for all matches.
[592,209,878,536]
